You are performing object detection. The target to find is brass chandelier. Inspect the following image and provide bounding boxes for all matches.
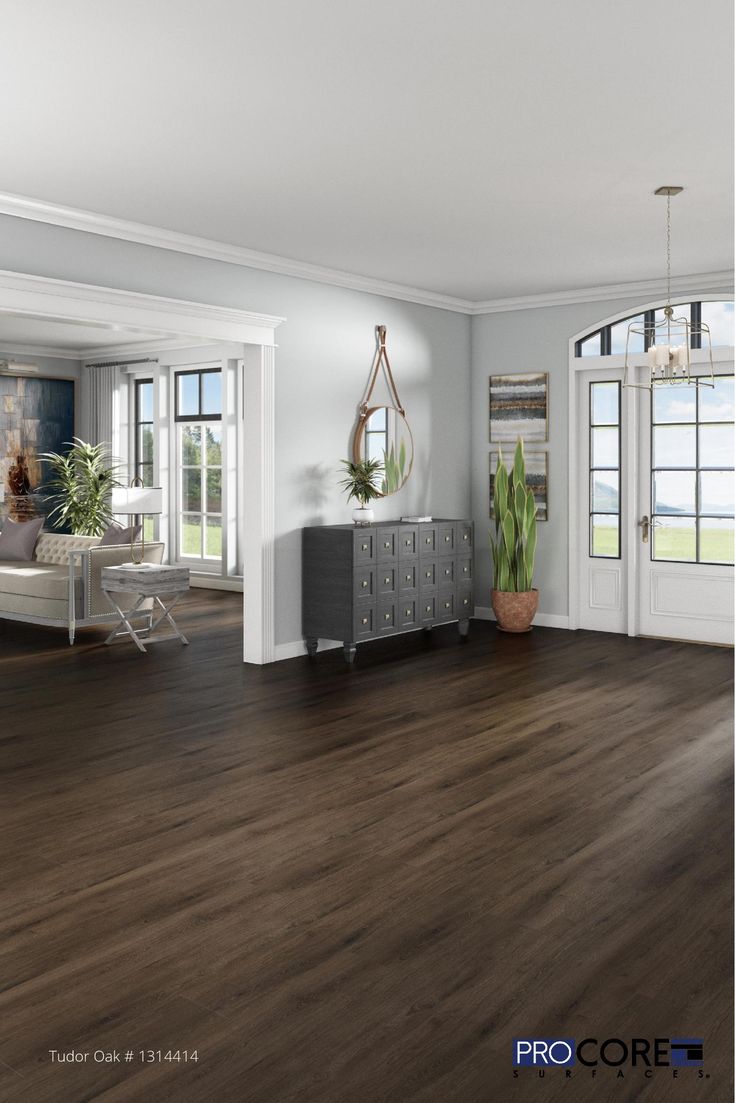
[623,186,714,390]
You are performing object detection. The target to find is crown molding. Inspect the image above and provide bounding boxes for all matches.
[0,191,474,314]
[469,270,734,314]
[0,268,285,347]
[0,192,731,317]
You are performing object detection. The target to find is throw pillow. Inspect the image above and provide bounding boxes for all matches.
[99,523,143,547]
[0,516,44,561]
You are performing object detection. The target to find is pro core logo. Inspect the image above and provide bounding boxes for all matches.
[513,1036,704,1069]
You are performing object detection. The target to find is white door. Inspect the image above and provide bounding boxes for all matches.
[575,356,735,644]
[636,360,734,645]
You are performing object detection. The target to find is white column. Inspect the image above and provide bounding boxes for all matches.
[242,343,275,664]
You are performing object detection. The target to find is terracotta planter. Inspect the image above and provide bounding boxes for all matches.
[491,588,539,633]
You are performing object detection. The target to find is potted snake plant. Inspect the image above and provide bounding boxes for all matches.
[489,439,539,632]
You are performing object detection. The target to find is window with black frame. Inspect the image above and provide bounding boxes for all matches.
[651,375,734,564]
[174,368,223,564]
[589,381,621,558]
[134,378,155,540]
[575,300,734,357]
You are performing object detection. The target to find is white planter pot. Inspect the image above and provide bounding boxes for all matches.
[352,506,374,525]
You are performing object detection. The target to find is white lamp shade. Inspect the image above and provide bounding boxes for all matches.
[111,486,163,515]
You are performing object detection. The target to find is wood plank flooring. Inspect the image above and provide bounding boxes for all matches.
[0,592,732,1102]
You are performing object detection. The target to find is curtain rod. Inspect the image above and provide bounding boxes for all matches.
[85,357,158,369]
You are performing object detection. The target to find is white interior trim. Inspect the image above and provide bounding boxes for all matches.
[568,298,734,634]
[0,270,282,665]
[0,191,730,316]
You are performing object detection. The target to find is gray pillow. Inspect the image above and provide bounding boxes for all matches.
[0,516,44,561]
[99,523,143,546]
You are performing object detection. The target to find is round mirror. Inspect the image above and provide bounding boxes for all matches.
[353,405,414,496]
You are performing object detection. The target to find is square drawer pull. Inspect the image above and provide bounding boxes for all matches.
[405,607,412,616]
[425,570,432,578]
[444,535,451,542]
[361,542,368,551]
[361,616,368,625]
[405,538,412,546]
[425,536,432,544]
[444,601,451,609]
[444,567,451,575]
[384,612,391,621]
[405,573,412,581]
[463,533,468,540]
[383,541,391,549]
[463,566,469,573]
[361,580,368,588]
[425,604,432,613]
[463,598,469,606]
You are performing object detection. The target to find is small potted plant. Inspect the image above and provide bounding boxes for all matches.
[489,439,539,632]
[40,438,122,536]
[338,458,383,525]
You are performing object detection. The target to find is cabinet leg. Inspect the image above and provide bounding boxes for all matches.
[459,618,470,639]
[305,637,318,658]
[343,642,357,664]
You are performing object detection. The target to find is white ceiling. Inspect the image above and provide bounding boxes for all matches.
[0,312,182,358]
[0,0,732,302]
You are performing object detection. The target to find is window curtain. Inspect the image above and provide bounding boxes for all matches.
[83,364,123,462]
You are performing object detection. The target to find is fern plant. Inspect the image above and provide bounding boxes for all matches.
[489,439,538,592]
[338,458,384,506]
[40,438,122,536]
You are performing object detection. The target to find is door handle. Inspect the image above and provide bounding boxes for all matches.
[638,515,661,543]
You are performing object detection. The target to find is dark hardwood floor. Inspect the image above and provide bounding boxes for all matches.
[0,592,732,1103]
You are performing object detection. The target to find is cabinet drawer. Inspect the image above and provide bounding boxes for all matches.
[354,531,376,564]
[438,523,455,554]
[377,599,397,634]
[399,563,417,593]
[438,589,456,622]
[378,566,396,595]
[354,566,376,600]
[418,526,437,556]
[419,561,437,590]
[354,604,376,640]
[398,597,418,629]
[377,528,398,562]
[457,522,473,550]
[457,584,473,617]
[438,559,455,585]
[398,527,418,558]
[457,556,473,583]
[420,595,436,624]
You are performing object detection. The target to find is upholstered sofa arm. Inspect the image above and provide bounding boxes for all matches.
[72,543,165,617]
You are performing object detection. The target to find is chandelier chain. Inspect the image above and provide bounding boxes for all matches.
[666,193,671,306]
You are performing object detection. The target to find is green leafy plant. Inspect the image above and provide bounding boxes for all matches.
[489,439,538,592]
[381,438,407,494]
[338,458,384,506]
[40,438,122,536]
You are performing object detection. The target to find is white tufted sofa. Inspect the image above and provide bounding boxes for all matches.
[0,532,164,643]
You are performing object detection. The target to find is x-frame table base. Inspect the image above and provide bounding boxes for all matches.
[103,592,189,653]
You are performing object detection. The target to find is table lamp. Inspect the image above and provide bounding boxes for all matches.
[111,479,163,566]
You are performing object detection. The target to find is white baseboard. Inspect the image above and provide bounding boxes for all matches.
[274,638,342,661]
[474,606,570,630]
[190,574,243,592]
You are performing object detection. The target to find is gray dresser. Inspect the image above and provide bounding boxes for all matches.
[302,519,474,662]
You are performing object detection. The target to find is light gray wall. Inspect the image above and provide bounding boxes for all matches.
[470,285,734,618]
[0,216,471,648]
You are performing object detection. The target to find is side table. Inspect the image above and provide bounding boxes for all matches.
[101,565,190,653]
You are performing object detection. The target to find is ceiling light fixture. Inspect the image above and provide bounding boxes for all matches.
[623,187,714,390]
